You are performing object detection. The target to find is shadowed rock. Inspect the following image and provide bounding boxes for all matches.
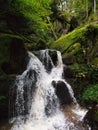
[84,104,98,130]
[33,49,58,72]
[52,80,73,106]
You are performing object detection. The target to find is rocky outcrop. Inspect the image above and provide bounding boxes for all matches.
[84,104,98,130]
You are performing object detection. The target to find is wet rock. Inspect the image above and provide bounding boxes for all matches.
[63,105,89,130]
[52,80,73,106]
[33,49,58,72]
[48,50,58,66]
[84,104,98,130]
[0,119,11,130]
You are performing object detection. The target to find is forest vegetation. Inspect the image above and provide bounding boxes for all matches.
[0,0,98,129]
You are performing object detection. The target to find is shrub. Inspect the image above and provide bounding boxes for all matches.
[82,84,98,104]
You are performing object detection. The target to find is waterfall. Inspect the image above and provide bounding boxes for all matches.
[9,49,89,130]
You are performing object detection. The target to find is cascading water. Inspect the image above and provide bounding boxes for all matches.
[9,49,90,130]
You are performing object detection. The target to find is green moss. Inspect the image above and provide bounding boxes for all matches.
[82,84,98,103]
[62,42,81,58]
[51,25,86,51]
[0,33,23,40]
[51,23,98,53]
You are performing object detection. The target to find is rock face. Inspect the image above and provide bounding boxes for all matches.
[52,80,73,106]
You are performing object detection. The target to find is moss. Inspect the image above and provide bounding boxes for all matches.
[82,84,98,104]
[51,23,98,53]
[51,24,86,51]
[62,42,81,58]
[0,33,23,40]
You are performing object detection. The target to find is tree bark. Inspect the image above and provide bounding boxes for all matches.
[86,0,88,18]
[94,0,96,13]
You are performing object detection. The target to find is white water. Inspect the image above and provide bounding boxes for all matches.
[10,49,88,130]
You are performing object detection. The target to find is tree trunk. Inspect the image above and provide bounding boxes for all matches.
[86,0,88,18]
[94,0,96,13]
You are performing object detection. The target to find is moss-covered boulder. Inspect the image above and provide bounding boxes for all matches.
[51,23,98,66]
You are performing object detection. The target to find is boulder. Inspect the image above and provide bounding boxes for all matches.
[52,80,74,106]
[84,104,98,130]
[33,49,58,72]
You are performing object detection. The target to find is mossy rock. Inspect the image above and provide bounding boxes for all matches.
[51,23,98,52]
[62,42,81,58]
[51,23,98,66]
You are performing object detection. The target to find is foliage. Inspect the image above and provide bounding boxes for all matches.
[10,0,52,32]
[69,63,98,106]
[0,96,5,101]
[82,84,98,103]
[0,0,53,43]
[71,64,98,82]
